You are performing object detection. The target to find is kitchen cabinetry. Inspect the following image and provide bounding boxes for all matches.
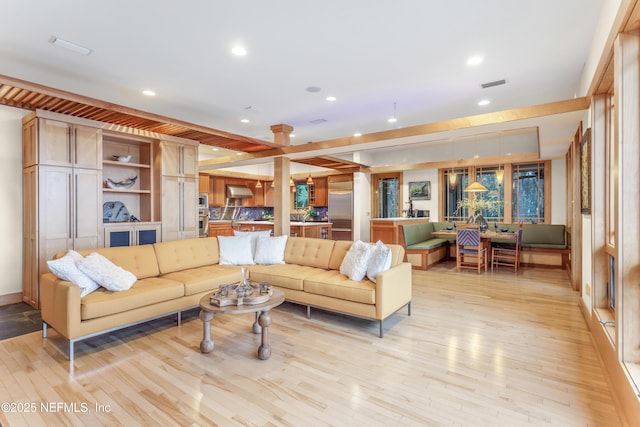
[208,222,234,237]
[160,140,199,241]
[309,177,327,206]
[104,222,161,247]
[22,112,103,308]
[199,174,210,194]
[211,176,226,206]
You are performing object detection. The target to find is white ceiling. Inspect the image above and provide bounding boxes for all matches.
[0,0,603,166]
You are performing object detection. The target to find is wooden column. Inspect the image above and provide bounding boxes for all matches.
[614,30,640,364]
[591,95,607,310]
[271,124,293,237]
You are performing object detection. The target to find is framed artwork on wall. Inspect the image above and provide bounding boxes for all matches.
[580,128,591,214]
[409,181,431,200]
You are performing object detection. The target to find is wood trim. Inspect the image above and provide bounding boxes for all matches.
[199,98,589,167]
[0,292,23,306]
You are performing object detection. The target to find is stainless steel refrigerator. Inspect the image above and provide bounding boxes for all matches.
[328,180,353,241]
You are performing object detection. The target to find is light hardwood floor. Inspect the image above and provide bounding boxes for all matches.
[0,262,625,426]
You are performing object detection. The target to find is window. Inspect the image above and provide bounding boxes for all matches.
[440,161,548,223]
[443,169,469,221]
[372,173,401,218]
[293,183,308,209]
[476,166,504,222]
[512,162,546,223]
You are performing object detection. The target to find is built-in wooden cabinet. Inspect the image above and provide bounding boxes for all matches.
[199,174,210,194]
[311,177,328,206]
[22,112,103,308]
[102,133,157,223]
[22,110,199,308]
[208,222,234,237]
[104,223,161,247]
[160,140,199,241]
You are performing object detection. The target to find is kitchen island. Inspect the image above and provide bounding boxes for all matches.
[370,217,430,245]
[208,220,332,239]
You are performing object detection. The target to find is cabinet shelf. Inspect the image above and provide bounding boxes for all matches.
[103,160,151,169]
[103,188,151,194]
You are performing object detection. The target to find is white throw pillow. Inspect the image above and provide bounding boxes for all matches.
[254,235,288,265]
[339,240,376,281]
[218,234,255,265]
[78,252,137,292]
[47,250,100,297]
[366,240,392,283]
[234,230,272,258]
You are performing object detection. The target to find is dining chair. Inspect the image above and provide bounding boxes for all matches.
[456,226,487,273]
[491,227,523,272]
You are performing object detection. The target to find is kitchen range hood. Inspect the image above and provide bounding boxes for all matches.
[226,185,253,199]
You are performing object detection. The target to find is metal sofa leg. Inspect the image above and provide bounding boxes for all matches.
[407,302,412,316]
[42,321,47,339]
[379,320,384,338]
[306,305,311,319]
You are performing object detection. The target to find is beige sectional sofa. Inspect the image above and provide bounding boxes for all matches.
[40,236,412,361]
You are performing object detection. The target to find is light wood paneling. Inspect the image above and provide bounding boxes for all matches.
[0,265,625,426]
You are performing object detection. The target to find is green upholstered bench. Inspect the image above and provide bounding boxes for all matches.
[399,222,448,269]
[488,223,570,269]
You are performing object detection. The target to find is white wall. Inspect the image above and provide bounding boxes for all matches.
[0,105,28,298]
[403,169,440,220]
[551,158,567,224]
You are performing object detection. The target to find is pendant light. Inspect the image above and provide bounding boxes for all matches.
[388,102,397,123]
[255,164,263,188]
[495,132,504,186]
[464,181,489,192]
[307,174,314,185]
[449,140,457,187]
[290,176,296,192]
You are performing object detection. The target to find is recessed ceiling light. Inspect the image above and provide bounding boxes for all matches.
[388,117,397,123]
[142,90,156,96]
[232,46,247,56]
[290,134,296,138]
[211,147,219,151]
[467,56,483,66]
[354,132,362,137]
[240,118,249,123]
[49,36,92,56]
[478,99,490,106]
[326,96,336,102]
[236,152,243,156]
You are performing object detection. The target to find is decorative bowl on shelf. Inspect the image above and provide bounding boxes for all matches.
[113,154,132,163]
[446,226,453,230]
[105,176,137,189]
[500,228,509,233]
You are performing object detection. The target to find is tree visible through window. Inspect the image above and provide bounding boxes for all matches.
[512,163,545,223]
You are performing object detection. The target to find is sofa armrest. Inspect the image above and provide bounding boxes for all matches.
[375,262,412,319]
[40,272,82,340]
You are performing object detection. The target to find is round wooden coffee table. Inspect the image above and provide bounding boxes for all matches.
[198,288,285,360]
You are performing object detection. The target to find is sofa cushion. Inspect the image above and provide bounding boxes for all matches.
[75,245,160,279]
[218,235,255,265]
[162,265,240,296]
[78,252,137,292]
[521,224,566,247]
[254,235,288,265]
[340,240,376,281]
[407,238,448,250]
[283,237,335,269]
[367,241,392,283]
[47,250,100,297]
[328,241,353,270]
[80,277,184,320]
[401,222,435,246]
[153,237,219,274]
[234,230,272,259]
[303,270,375,305]
[248,264,323,291]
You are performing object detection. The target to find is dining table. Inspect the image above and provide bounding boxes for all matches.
[432,229,516,253]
